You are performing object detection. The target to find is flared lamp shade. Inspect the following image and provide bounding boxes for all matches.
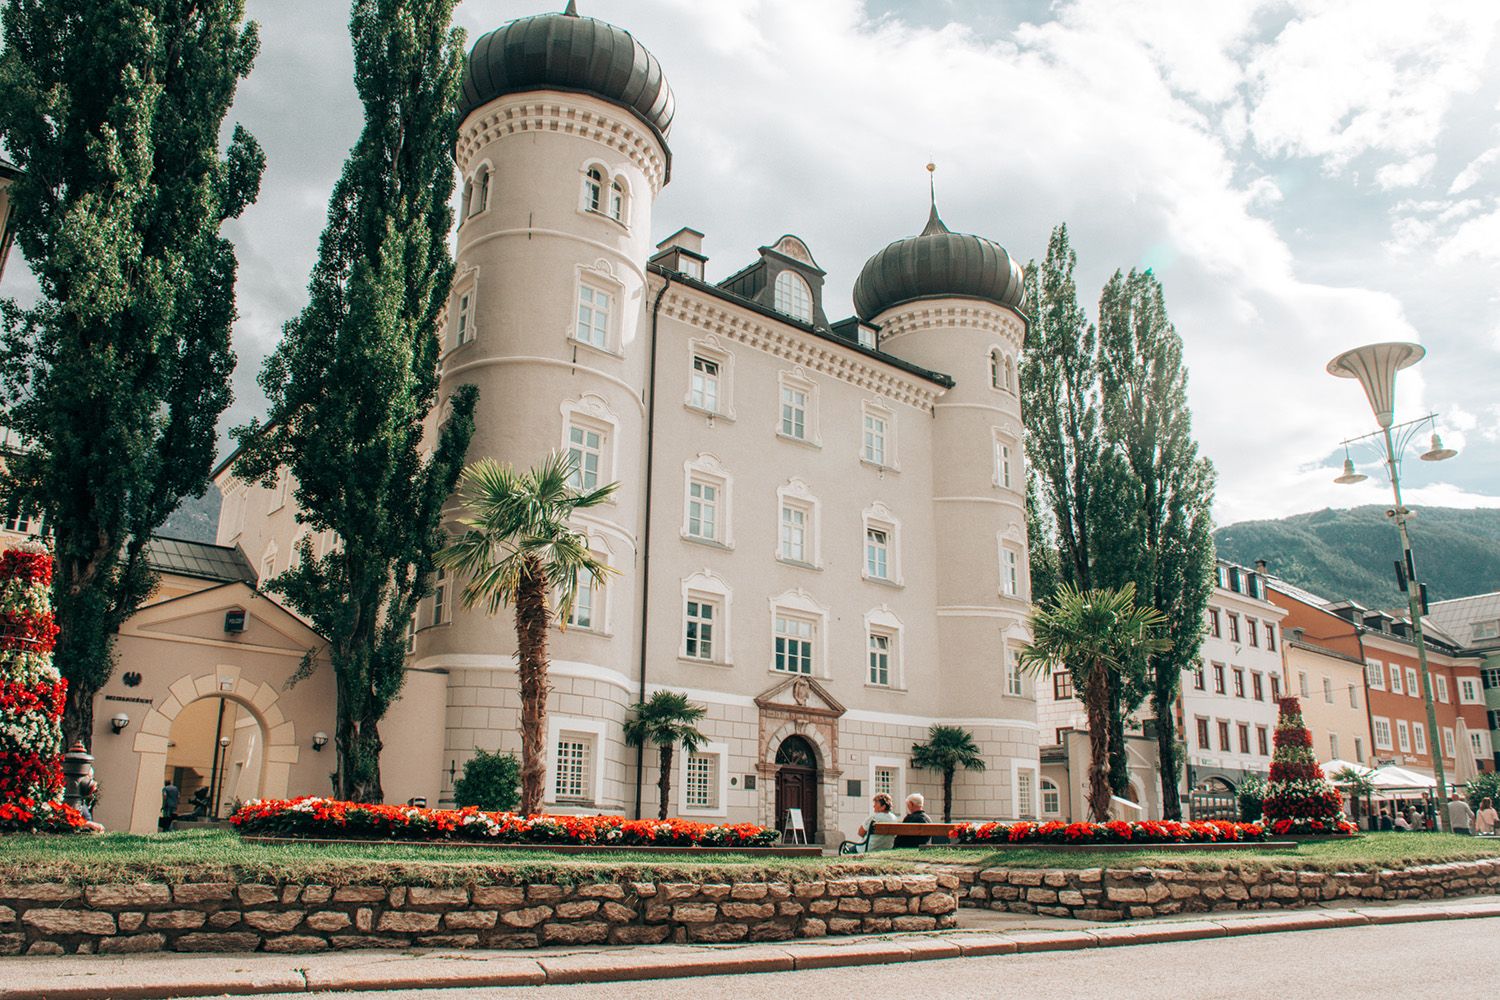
[1334,458,1367,485]
[1420,433,1457,462]
[1327,342,1425,429]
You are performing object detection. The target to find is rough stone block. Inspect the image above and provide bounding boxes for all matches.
[687,922,748,943]
[722,902,775,920]
[86,884,171,908]
[238,885,278,906]
[892,915,938,931]
[611,925,671,945]
[836,897,872,914]
[527,885,564,903]
[23,910,116,935]
[117,912,144,932]
[443,910,498,930]
[541,921,609,945]
[147,910,207,930]
[99,934,166,955]
[333,886,386,903]
[1,884,79,902]
[243,911,305,933]
[700,884,732,900]
[208,911,242,929]
[377,911,439,933]
[576,883,626,900]
[23,940,61,955]
[808,899,836,914]
[303,885,333,905]
[731,883,769,900]
[174,883,235,904]
[408,887,468,907]
[556,900,600,919]
[799,917,827,937]
[306,911,352,932]
[472,886,525,906]
[827,917,860,934]
[794,883,825,900]
[416,934,479,949]
[600,902,635,923]
[873,897,908,914]
[264,935,329,953]
[921,893,958,915]
[175,932,262,953]
[672,903,717,922]
[500,906,553,929]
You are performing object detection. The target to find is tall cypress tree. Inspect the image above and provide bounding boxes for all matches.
[1097,269,1216,820]
[0,0,263,745]
[232,0,477,802]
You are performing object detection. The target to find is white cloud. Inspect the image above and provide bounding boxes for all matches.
[1449,144,1500,194]
[1374,154,1436,191]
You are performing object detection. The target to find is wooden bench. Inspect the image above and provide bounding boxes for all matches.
[870,822,958,840]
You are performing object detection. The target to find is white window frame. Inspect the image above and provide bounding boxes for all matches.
[867,630,893,687]
[690,354,721,414]
[609,176,629,226]
[1472,730,1491,761]
[681,571,732,666]
[454,286,476,350]
[289,529,311,571]
[1443,726,1456,758]
[1435,675,1449,703]
[561,542,609,634]
[1354,736,1365,763]
[1389,664,1403,694]
[775,370,820,447]
[864,606,905,690]
[1040,777,1061,817]
[684,337,735,419]
[993,431,1018,491]
[775,479,820,568]
[1329,732,1340,761]
[560,395,618,496]
[573,277,614,352]
[678,741,728,817]
[769,589,828,679]
[772,270,813,323]
[1012,763,1038,820]
[470,163,492,218]
[1366,659,1384,689]
[1413,721,1427,755]
[1460,677,1482,704]
[1005,644,1025,698]
[1373,716,1393,751]
[682,453,732,547]
[431,566,452,628]
[259,543,278,586]
[1406,667,1419,698]
[1322,675,1333,703]
[861,502,902,585]
[861,401,896,469]
[1397,719,1411,754]
[999,541,1023,597]
[546,715,607,806]
[580,163,606,214]
[869,756,905,805]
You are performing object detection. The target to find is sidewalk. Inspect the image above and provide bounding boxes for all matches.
[6,896,1499,1000]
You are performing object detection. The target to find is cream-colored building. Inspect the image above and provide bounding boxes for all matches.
[1283,635,1370,767]
[216,4,1039,843]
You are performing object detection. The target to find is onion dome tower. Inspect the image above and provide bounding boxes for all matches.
[422,4,675,811]
[854,169,1035,782]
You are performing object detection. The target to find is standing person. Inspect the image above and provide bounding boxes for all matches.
[1446,792,1475,835]
[1474,797,1498,835]
[856,793,899,852]
[160,778,179,833]
[893,793,932,848]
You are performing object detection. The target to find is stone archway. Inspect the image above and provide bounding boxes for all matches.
[125,667,299,833]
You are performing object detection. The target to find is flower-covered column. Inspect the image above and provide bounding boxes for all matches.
[1262,697,1355,836]
[0,546,85,831]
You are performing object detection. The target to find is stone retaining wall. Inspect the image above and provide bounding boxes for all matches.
[0,874,959,955]
[938,858,1500,921]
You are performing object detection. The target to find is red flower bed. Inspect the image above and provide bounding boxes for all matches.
[229,797,782,848]
[951,818,1267,845]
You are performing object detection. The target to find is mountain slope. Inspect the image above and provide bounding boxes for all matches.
[1213,506,1500,608]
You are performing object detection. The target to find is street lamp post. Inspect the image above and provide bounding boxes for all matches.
[1327,342,1457,829]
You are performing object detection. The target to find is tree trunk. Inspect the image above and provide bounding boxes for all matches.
[61,684,93,753]
[1084,663,1113,822]
[514,557,551,815]
[339,712,384,804]
[942,769,954,823]
[1107,672,1130,796]
[657,744,673,821]
[1154,668,1183,820]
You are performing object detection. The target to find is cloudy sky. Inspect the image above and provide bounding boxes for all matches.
[6,0,1500,527]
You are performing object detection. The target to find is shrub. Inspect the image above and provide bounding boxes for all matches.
[1465,772,1500,811]
[1238,775,1268,822]
[453,749,519,812]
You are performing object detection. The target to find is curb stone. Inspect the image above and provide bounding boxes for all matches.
[3,898,1497,999]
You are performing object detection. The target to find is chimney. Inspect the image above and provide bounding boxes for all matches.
[1255,559,1268,574]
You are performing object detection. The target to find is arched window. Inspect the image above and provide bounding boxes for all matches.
[609,178,626,223]
[460,179,473,221]
[472,166,490,216]
[583,167,604,213]
[773,271,813,323]
[990,348,1003,389]
[1004,356,1015,392]
[1040,778,1060,816]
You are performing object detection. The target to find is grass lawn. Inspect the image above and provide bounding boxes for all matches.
[901,833,1500,872]
[0,829,915,887]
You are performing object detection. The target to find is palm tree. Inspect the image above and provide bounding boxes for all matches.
[1017,583,1170,822]
[1330,766,1376,829]
[623,691,709,820]
[436,453,616,815]
[910,725,986,822]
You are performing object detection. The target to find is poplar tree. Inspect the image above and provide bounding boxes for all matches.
[232,0,477,802]
[0,0,263,745]
[1097,269,1216,820]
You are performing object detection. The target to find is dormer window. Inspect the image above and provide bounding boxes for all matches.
[583,167,604,213]
[773,271,813,323]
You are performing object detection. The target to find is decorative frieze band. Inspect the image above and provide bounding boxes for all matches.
[878,302,1026,351]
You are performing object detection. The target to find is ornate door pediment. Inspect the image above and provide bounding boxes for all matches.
[755,675,846,719]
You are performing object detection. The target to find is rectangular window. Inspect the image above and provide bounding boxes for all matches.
[1472,730,1488,760]
[1252,672,1263,701]
[863,412,887,465]
[1247,617,1259,647]
[1435,676,1449,702]
[1413,722,1427,755]
[684,600,715,661]
[873,766,896,800]
[1323,676,1334,704]
[1349,684,1358,708]
[780,385,807,440]
[1298,671,1309,697]
[1397,720,1411,753]
[1373,717,1392,751]
[1054,669,1074,700]
[1193,663,1205,691]
[1330,732,1340,760]
[685,753,716,810]
[1042,781,1060,815]
[566,571,595,630]
[1443,727,1456,758]
[405,615,416,655]
[774,615,814,674]
[1016,770,1034,817]
[1234,668,1245,698]
[1354,736,1365,763]
[995,439,1012,489]
[567,424,603,490]
[1406,668,1419,697]
[1213,663,1226,694]
[3,512,34,535]
[555,737,590,801]
[1002,549,1020,596]
[432,568,450,627]
[1227,614,1240,643]
[1270,674,1282,701]
[868,632,891,686]
[456,291,474,347]
[865,528,890,580]
[576,284,610,348]
[1265,623,1276,650]
[1484,668,1500,689]
[1006,650,1023,697]
[1389,664,1403,694]
[1367,660,1385,689]
[690,355,720,412]
[780,504,807,563]
[1257,726,1269,756]
[687,479,718,541]
[1218,720,1231,752]
[1461,678,1480,703]
[1238,723,1250,754]
[857,326,876,349]
[1209,609,1221,638]
[1196,717,1210,749]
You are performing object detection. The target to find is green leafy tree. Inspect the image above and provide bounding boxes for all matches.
[1465,772,1500,812]
[232,0,475,802]
[623,691,708,820]
[437,454,616,815]
[0,0,263,746]
[910,725,986,823]
[452,748,520,812]
[1018,584,1170,821]
[1097,268,1216,820]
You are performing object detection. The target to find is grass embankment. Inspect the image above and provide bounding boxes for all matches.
[904,833,1500,873]
[0,829,913,887]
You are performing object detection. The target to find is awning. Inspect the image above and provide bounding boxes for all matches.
[1369,765,1437,793]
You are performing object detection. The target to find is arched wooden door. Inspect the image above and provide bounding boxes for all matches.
[774,735,819,841]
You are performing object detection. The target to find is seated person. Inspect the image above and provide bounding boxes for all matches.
[1393,811,1411,831]
[893,792,932,848]
[857,793,898,852]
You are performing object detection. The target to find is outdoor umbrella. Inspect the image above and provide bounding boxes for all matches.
[1454,718,1480,786]
[1369,765,1436,793]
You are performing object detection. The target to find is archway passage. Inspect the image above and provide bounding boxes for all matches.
[165,696,265,823]
[774,735,819,842]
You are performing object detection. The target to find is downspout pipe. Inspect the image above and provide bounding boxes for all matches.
[634,269,672,820]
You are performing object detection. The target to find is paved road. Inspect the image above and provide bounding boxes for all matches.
[259,921,1497,1000]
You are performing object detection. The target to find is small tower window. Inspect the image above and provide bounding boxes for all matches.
[583,167,604,213]
[610,179,626,223]
[773,271,813,323]
[471,166,490,217]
